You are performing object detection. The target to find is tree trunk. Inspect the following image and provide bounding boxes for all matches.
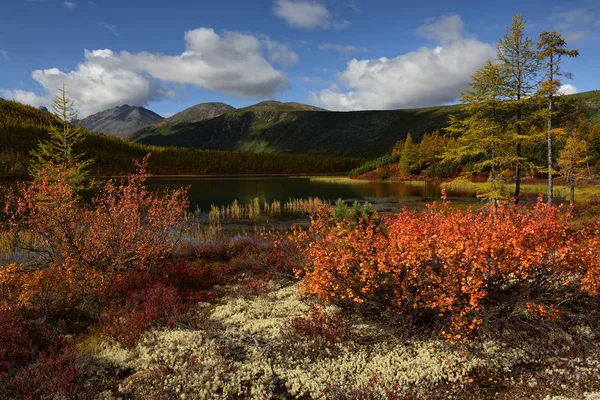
[547,94,553,206]
[569,175,575,207]
[515,144,521,205]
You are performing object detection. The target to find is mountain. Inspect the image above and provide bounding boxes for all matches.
[129,100,460,158]
[0,99,362,178]
[155,102,236,128]
[79,105,164,138]
[129,92,600,159]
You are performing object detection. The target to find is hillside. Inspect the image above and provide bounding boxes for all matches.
[129,92,600,159]
[130,102,461,158]
[155,102,236,128]
[570,90,600,125]
[78,105,164,138]
[0,99,362,178]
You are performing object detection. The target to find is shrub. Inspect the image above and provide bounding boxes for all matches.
[100,284,190,347]
[0,308,59,379]
[286,305,349,343]
[1,155,188,310]
[292,198,600,337]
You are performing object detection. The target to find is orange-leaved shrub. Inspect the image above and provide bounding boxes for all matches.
[292,197,600,337]
[0,154,189,310]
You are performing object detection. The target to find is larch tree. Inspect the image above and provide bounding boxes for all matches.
[557,135,588,206]
[443,61,513,211]
[496,14,540,204]
[29,82,93,188]
[399,132,420,174]
[537,30,579,205]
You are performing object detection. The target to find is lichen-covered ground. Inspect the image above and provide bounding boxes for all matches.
[75,281,600,400]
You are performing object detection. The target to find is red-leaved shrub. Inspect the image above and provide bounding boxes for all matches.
[292,198,600,337]
[100,283,190,347]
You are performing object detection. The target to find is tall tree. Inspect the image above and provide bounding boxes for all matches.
[29,82,93,188]
[496,14,540,204]
[537,30,579,205]
[399,132,420,174]
[443,61,513,211]
[557,135,588,206]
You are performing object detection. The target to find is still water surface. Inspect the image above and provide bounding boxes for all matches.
[143,176,481,212]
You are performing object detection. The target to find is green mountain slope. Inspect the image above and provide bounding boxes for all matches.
[0,99,363,178]
[131,103,462,158]
[130,92,600,159]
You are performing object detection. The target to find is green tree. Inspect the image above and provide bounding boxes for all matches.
[419,129,445,167]
[29,82,93,188]
[537,30,579,205]
[496,14,541,204]
[443,61,513,210]
[557,135,588,206]
[399,132,420,174]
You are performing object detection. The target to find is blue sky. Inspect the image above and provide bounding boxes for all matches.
[1,0,599,117]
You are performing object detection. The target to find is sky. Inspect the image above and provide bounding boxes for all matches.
[1,0,599,118]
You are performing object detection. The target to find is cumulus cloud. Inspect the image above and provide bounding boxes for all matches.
[2,28,292,117]
[0,89,47,108]
[273,0,349,29]
[558,84,578,95]
[310,14,495,111]
[319,42,366,54]
[63,1,77,9]
[263,38,299,67]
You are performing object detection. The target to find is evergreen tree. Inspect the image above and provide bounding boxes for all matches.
[29,82,93,187]
[399,133,420,174]
[537,30,579,205]
[443,61,513,210]
[496,14,541,204]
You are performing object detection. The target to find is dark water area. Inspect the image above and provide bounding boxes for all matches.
[142,176,481,212]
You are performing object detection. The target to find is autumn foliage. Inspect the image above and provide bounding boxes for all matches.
[292,198,600,337]
[0,155,188,310]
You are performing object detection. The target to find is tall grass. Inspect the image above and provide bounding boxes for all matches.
[206,197,330,224]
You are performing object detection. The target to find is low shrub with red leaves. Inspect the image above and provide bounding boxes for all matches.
[100,283,191,347]
[0,308,59,379]
[287,305,349,343]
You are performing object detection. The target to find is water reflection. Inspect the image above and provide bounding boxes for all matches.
[142,176,480,212]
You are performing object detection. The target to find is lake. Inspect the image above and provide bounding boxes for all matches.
[143,176,481,212]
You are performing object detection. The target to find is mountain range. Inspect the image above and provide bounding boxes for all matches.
[30,90,600,159]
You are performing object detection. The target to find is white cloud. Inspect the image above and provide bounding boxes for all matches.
[0,89,47,108]
[63,1,77,9]
[2,28,291,117]
[1,50,8,60]
[558,83,578,95]
[310,15,495,111]
[416,14,465,44]
[98,22,118,36]
[319,42,366,54]
[273,0,349,29]
[263,38,299,67]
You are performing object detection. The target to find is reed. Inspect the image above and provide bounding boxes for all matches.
[207,197,330,223]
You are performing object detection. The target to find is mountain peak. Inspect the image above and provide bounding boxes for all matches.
[79,105,164,138]
[153,102,236,128]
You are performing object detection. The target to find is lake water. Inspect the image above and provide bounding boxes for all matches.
[143,176,481,212]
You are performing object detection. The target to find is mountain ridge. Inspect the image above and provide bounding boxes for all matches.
[129,91,600,159]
